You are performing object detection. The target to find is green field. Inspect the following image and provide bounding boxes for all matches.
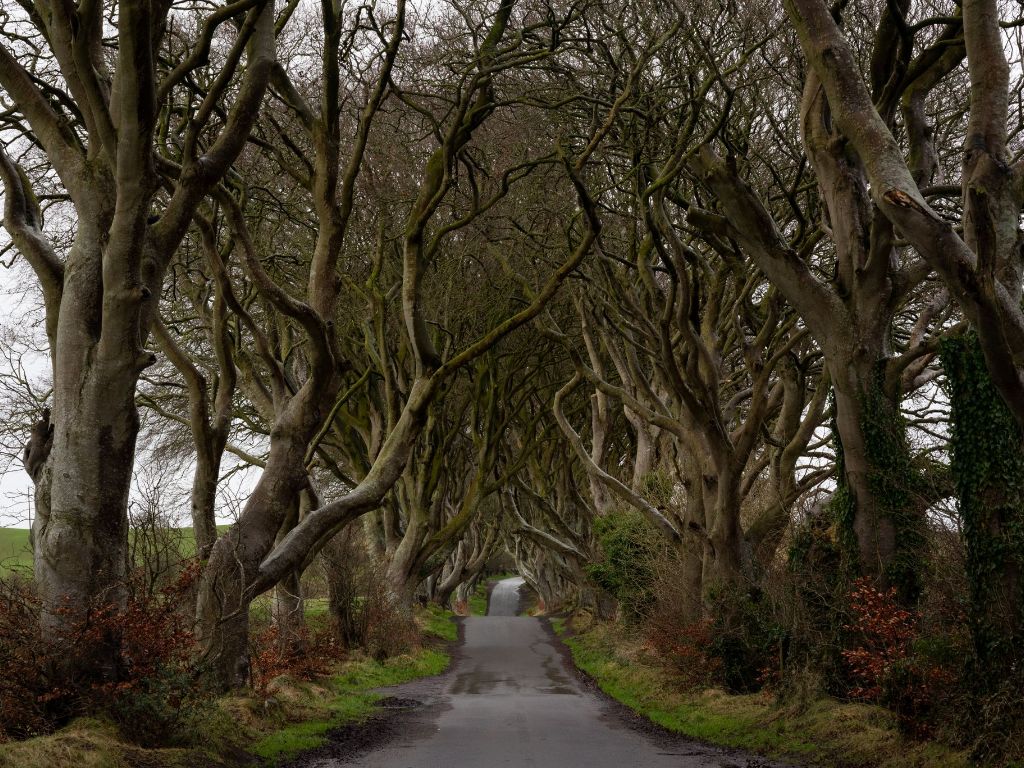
[0,527,33,573]
[1,525,236,575]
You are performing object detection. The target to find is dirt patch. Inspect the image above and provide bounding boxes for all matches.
[279,709,402,767]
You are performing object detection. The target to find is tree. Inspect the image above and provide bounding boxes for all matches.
[0,0,275,650]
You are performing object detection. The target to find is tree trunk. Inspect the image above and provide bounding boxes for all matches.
[196,426,313,689]
[674,460,708,623]
[702,466,744,593]
[32,216,145,648]
[827,353,925,601]
[191,442,221,561]
[33,378,137,631]
[433,542,467,608]
[453,579,472,615]
[383,541,421,612]
[943,333,1024,685]
[272,568,305,649]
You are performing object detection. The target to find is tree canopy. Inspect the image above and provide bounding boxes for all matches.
[1,0,1023,753]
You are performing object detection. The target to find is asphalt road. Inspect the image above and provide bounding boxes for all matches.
[486,575,526,616]
[307,577,781,768]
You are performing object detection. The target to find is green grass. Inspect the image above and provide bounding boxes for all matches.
[469,582,489,616]
[420,604,458,641]
[558,621,970,768]
[247,595,330,625]
[1,525,237,576]
[253,636,451,764]
[251,705,365,763]
[333,648,449,691]
[0,528,32,572]
[303,597,329,618]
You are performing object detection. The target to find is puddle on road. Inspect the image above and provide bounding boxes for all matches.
[449,663,577,695]
[541,651,575,692]
[375,696,422,709]
[451,671,577,694]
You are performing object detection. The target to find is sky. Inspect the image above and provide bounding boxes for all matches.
[0,266,263,529]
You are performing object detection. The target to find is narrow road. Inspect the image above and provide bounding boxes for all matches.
[486,575,525,616]
[308,577,780,768]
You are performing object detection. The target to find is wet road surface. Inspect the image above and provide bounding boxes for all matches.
[486,576,525,616]
[310,578,782,768]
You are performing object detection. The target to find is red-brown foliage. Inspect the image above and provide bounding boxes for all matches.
[0,575,48,739]
[842,579,918,700]
[842,579,955,736]
[646,616,722,689]
[249,623,342,695]
[0,562,206,744]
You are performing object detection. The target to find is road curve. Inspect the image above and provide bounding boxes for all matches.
[486,575,525,616]
[311,577,781,768]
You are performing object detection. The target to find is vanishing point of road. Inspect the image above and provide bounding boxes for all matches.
[304,577,784,768]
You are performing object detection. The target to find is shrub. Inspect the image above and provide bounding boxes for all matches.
[319,528,419,659]
[783,505,858,695]
[641,545,721,688]
[0,561,210,746]
[585,511,663,620]
[971,665,1024,764]
[646,615,721,690]
[249,623,342,695]
[841,578,957,736]
[842,579,918,701]
[702,584,788,694]
[0,574,49,740]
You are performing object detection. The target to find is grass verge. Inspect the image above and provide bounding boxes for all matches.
[469,582,489,616]
[0,607,457,768]
[552,617,971,768]
[251,647,449,764]
[421,604,459,640]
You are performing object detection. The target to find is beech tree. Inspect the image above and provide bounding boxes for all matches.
[3,0,1023,729]
[0,0,275,648]
[782,0,1024,681]
[185,0,641,684]
[679,2,955,597]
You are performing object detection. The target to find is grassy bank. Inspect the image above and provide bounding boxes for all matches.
[250,644,449,764]
[469,581,489,615]
[0,607,458,768]
[551,617,971,768]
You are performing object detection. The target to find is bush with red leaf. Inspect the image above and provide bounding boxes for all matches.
[841,578,955,735]
[641,548,725,690]
[0,574,49,740]
[842,579,918,701]
[646,615,722,690]
[249,622,342,695]
[0,561,210,746]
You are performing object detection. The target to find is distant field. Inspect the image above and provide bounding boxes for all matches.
[0,525,233,575]
[0,527,32,573]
